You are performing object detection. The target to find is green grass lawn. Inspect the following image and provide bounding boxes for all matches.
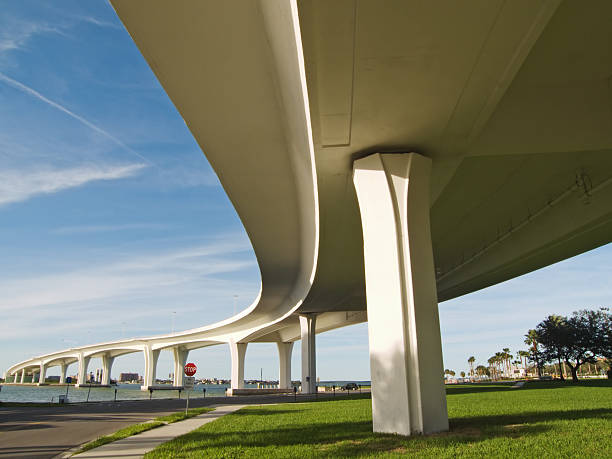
[75,407,214,454]
[146,380,611,458]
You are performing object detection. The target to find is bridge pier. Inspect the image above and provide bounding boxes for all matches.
[229,341,247,389]
[77,353,91,386]
[59,363,67,384]
[172,347,189,387]
[300,314,317,394]
[142,344,160,389]
[37,363,47,385]
[277,342,294,389]
[353,153,448,435]
[101,354,115,386]
[20,369,25,384]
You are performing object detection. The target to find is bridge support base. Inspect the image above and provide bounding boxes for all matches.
[353,152,448,435]
[77,354,91,386]
[277,342,294,389]
[59,363,67,384]
[101,355,115,386]
[300,314,316,394]
[173,347,189,387]
[229,341,247,390]
[142,345,160,390]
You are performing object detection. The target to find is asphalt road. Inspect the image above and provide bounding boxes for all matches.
[0,391,368,458]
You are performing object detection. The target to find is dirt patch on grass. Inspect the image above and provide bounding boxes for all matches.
[504,424,526,430]
[317,438,406,454]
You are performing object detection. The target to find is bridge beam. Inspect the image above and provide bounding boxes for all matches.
[173,347,189,387]
[277,341,294,389]
[142,344,160,389]
[229,341,247,390]
[300,314,317,394]
[353,152,448,435]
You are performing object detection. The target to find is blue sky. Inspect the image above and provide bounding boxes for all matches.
[1,1,611,382]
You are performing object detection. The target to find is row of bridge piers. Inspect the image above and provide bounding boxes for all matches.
[8,314,319,394]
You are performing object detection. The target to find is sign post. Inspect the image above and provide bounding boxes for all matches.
[183,363,197,414]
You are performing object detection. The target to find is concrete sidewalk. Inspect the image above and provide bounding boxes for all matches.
[71,404,245,459]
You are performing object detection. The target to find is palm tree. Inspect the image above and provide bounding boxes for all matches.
[502,348,511,376]
[494,352,505,378]
[488,355,499,380]
[525,329,542,378]
[518,350,530,377]
[468,356,475,377]
[475,365,488,378]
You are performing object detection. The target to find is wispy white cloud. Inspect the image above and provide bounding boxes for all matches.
[0,240,256,313]
[78,15,122,30]
[0,72,153,165]
[0,19,66,54]
[0,163,146,206]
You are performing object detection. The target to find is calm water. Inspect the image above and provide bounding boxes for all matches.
[0,381,370,403]
[0,383,233,403]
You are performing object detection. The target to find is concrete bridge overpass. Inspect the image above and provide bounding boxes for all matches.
[6,0,612,436]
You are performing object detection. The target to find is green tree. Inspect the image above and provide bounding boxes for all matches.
[502,348,511,376]
[525,329,542,378]
[518,350,530,376]
[536,309,611,382]
[468,356,475,377]
[537,315,567,381]
[475,365,488,377]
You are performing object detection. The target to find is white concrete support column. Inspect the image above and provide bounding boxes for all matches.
[353,152,448,435]
[172,347,189,387]
[142,344,160,389]
[229,341,247,389]
[277,342,294,389]
[300,314,317,394]
[101,354,115,386]
[20,369,25,384]
[59,363,67,384]
[38,363,47,385]
[77,353,91,386]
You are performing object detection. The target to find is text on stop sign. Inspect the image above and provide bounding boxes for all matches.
[184,362,197,376]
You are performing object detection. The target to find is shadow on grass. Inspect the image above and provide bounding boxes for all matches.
[446,379,611,396]
[159,407,610,457]
[229,408,304,416]
[452,407,612,428]
[445,385,515,396]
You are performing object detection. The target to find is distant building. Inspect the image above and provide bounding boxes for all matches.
[119,372,139,382]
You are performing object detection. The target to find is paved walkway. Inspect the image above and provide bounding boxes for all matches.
[71,404,245,458]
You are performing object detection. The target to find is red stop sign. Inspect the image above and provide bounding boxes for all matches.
[184,363,197,376]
